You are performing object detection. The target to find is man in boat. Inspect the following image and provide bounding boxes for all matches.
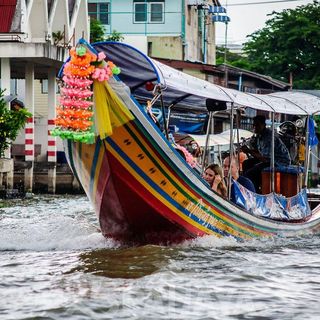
[223,156,256,203]
[241,115,291,193]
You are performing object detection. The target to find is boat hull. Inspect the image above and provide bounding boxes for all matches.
[63,80,320,245]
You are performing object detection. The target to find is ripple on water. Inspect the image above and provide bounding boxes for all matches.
[1,196,320,319]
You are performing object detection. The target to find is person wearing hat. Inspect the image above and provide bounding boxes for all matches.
[10,99,25,112]
[241,115,291,193]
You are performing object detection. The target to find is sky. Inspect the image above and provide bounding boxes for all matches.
[215,0,314,45]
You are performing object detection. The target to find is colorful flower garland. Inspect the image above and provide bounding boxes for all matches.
[51,44,121,143]
[174,144,197,168]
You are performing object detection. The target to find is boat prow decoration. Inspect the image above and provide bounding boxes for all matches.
[55,40,320,245]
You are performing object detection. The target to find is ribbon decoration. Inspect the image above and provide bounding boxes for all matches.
[52,40,132,143]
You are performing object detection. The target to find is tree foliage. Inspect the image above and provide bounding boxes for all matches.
[106,30,124,42]
[0,90,32,157]
[90,18,106,43]
[90,19,124,44]
[216,46,250,69]
[243,1,320,89]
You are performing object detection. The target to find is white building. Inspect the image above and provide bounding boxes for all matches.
[0,0,89,192]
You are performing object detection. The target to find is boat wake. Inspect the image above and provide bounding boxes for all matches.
[179,233,320,251]
[0,195,120,251]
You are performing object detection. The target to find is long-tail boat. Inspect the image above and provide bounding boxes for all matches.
[53,40,320,244]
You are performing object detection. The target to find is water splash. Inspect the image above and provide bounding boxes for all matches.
[0,195,119,251]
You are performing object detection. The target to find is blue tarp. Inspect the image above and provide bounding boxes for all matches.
[233,180,311,221]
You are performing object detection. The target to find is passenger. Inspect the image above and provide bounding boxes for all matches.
[203,164,227,198]
[241,115,291,193]
[223,156,256,204]
[10,99,25,112]
[236,151,248,173]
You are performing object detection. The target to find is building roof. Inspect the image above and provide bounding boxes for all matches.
[154,58,224,75]
[218,64,290,90]
[154,57,290,91]
[0,0,17,32]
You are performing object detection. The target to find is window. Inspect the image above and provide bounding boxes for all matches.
[41,80,59,94]
[150,3,163,22]
[134,3,147,22]
[134,1,164,24]
[88,2,110,25]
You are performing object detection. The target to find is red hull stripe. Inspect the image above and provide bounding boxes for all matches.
[128,120,271,236]
[106,149,207,237]
[107,137,229,238]
[94,149,110,212]
[120,122,260,237]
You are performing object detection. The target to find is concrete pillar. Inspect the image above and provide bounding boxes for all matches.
[1,58,14,189]
[24,63,35,192]
[47,68,57,194]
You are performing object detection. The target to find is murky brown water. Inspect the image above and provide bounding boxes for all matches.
[1,195,320,319]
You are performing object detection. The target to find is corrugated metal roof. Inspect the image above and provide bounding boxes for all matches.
[0,0,17,33]
[297,90,320,98]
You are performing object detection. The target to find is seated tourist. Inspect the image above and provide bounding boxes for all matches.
[223,156,256,203]
[238,151,248,174]
[241,115,291,193]
[203,164,227,198]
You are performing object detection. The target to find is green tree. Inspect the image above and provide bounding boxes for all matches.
[0,90,32,157]
[243,1,320,89]
[105,30,124,42]
[216,46,250,69]
[90,18,106,43]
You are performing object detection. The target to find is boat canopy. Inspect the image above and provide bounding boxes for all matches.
[189,129,253,147]
[92,41,320,115]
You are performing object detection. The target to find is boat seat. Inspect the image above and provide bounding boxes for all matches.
[261,165,304,197]
[233,179,311,221]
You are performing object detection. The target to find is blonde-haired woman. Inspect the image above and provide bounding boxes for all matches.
[203,164,227,198]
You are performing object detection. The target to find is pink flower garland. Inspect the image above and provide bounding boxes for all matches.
[175,144,197,168]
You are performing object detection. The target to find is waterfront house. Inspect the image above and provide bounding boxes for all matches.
[0,0,89,193]
[88,0,230,65]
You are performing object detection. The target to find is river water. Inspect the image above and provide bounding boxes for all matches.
[1,195,320,320]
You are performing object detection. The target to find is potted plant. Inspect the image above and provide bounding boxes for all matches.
[0,89,32,173]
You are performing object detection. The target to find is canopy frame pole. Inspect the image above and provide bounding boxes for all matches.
[268,94,310,190]
[245,93,276,192]
[148,93,161,108]
[166,103,174,132]
[271,112,275,192]
[304,115,310,187]
[218,145,222,166]
[201,111,213,173]
[211,114,215,164]
[236,109,241,173]
[159,91,169,140]
[228,103,235,200]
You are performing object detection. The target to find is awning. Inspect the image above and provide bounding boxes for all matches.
[212,15,230,23]
[190,129,253,147]
[91,41,320,116]
[209,5,227,14]
[93,42,233,111]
